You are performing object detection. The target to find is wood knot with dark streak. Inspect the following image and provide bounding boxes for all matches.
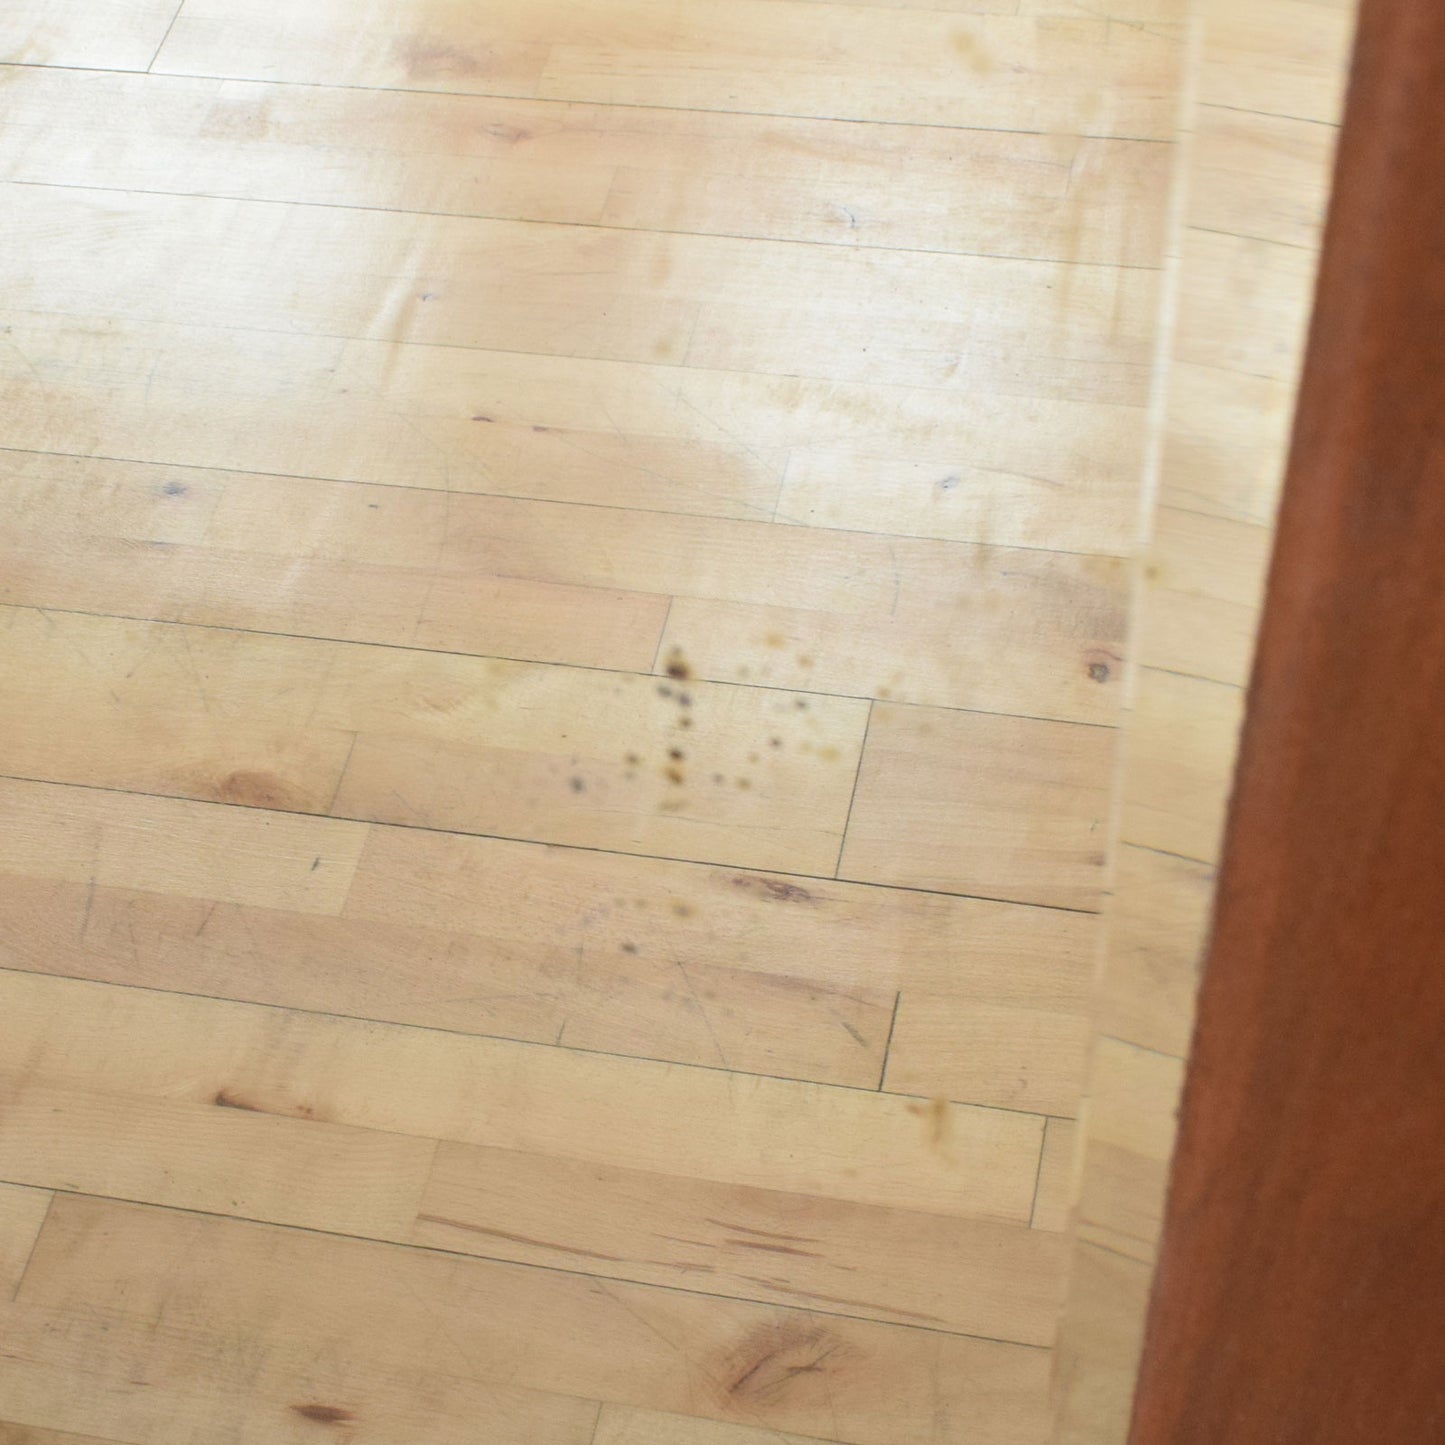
[720,1322,847,1403]
[290,1403,356,1425]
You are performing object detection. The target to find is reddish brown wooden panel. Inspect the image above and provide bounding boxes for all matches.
[1132,3,1445,1440]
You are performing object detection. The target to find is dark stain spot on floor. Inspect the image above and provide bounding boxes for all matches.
[626,752,642,765]
[732,875,814,904]
[795,698,808,710]
[1088,661,1110,683]
[665,647,693,681]
[160,480,188,497]
[290,1403,356,1425]
[216,770,297,810]
[310,856,321,871]
[471,413,494,422]
[620,941,638,954]
[938,474,960,491]
[671,901,696,919]
[678,716,693,729]
[664,765,685,785]
[657,684,673,698]
[668,748,685,761]
[393,34,484,78]
[713,772,726,784]
[532,423,553,434]
[569,776,587,792]
[677,692,693,707]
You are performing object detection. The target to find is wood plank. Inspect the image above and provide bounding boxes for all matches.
[1199,0,1355,121]
[0,311,1146,550]
[1050,1241,1153,1445]
[0,777,1094,1095]
[1157,360,1297,525]
[11,1195,1052,1445]
[0,67,1172,265]
[152,0,1182,138]
[0,1084,437,1240]
[0,0,177,70]
[884,998,1091,1117]
[0,771,365,913]
[1074,1039,1183,1261]
[415,1141,1067,1344]
[0,1184,51,1298]
[1189,105,1337,248]
[0,971,1046,1223]
[2,184,1158,403]
[1120,669,1244,865]
[839,703,1114,909]
[1101,845,1212,1059]
[0,449,1128,721]
[0,608,869,874]
[1138,506,1273,684]
[1174,227,1318,382]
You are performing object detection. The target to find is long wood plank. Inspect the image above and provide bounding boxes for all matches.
[6,1195,1050,1445]
[0,775,1094,1097]
[152,0,1181,138]
[0,608,867,874]
[414,1140,1066,1342]
[0,971,1046,1222]
[0,450,1128,721]
[840,703,1115,909]
[0,67,1172,265]
[2,185,1158,403]
[0,311,1146,551]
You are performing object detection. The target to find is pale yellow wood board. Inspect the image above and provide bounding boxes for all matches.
[0,971,1046,1223]
[0,67,1172,265]
[841,703,1115,910]
[153,0,1183,138]
[416,1141,1068,1344]
[11,1195,1053,1445]
[2,184,1158,403]
[1,449,1128,721]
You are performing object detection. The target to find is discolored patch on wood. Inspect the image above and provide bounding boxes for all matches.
[730,874,815,904]
[719,1321,850,1404]
[290,1403,356,1425]
[392,35,485,79]
[215,769,299,810]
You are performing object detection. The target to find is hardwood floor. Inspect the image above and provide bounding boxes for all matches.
[0,1,1184,1441]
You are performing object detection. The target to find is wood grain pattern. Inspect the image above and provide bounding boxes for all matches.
[0,0,1195,1436]
[10,1195,1052,1445]
[2,184,1158,401]
[1134,0,1445,1436]
[0,971,1045,1223]
[152,0,1182,136]
[1,449,1128,720]
[840,703,1115,909]
[0,66,1171,264]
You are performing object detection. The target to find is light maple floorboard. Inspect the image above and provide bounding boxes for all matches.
[0,0,1181,1438]
[0,67,1172,265]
